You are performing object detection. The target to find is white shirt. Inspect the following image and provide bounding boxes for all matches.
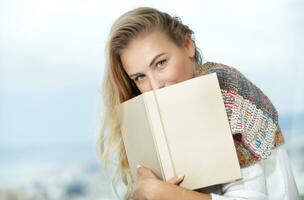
[209,146,300,200]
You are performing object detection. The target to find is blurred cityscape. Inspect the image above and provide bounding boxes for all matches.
[0,116,303,200]
[0,143,123,200]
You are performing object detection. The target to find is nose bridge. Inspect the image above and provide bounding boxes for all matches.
[148,74,164,90]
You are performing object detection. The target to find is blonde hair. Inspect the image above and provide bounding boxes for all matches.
[98,7,202,199]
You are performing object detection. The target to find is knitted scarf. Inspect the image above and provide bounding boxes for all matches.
[200,62,285,168]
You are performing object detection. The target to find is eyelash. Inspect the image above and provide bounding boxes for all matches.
[134,74,146,82]
[156,59,167,69]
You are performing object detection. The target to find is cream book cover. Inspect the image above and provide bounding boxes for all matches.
[119,73,242,190]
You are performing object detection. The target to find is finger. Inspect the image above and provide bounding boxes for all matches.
[136,165,157,179]
[167,174,185,185]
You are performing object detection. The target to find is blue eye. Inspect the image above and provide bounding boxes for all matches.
[135,74,146,83]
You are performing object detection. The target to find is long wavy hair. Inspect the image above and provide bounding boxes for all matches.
[98,7,203,200]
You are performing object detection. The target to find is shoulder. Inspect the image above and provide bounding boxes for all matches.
[201,61,240,74]
[213,146,300,199]
[200,61,246,93]
[201,61,284,165]
[201,61,278,122]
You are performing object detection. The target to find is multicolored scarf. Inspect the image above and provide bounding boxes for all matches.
[200,62,285,168]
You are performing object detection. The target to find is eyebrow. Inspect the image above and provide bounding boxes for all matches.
[129,52,166,78]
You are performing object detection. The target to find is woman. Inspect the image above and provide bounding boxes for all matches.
[98,7,299,200]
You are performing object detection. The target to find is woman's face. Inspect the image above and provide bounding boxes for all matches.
[120,31,196,93]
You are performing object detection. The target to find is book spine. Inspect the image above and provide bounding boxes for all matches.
[143,92,176,181]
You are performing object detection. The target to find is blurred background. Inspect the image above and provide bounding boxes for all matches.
[0,0,303,199]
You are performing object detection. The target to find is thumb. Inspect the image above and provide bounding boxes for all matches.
[167,174,185,185]
[136,165,157,179]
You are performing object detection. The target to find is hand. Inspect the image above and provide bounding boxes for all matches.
[131,164,185,200]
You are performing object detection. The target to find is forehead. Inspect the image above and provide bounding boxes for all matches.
[120,31,177,74]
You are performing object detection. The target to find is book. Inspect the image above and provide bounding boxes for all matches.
[119,73,242,190]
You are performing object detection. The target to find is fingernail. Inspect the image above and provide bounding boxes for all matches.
[177,174,185,179]
[136,164,142,169]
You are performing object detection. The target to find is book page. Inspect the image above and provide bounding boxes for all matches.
[120,95,163,181]
[155,73,241,190]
